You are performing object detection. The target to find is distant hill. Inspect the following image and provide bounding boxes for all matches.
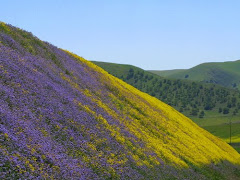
[149,69,185,77]
[150,60,240,90]
[2,22,240,179]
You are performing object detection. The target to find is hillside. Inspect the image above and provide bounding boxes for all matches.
[150,60,240,90]
[1,22,240,179]
[92,61,240,119]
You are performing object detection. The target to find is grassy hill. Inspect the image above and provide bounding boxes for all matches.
[150,60,240,90]
[1,22,240,179]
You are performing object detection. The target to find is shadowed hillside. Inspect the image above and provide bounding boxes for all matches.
[1,22,240,179]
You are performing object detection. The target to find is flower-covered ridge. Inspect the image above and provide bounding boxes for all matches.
[0,22,240,179]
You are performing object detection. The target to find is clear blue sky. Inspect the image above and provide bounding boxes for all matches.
[1,0,240,70]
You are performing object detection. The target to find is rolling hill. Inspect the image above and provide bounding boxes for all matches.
[149,60,240,90]
[1,22,240,179]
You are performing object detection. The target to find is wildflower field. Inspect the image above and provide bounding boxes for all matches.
[0,22,240,179]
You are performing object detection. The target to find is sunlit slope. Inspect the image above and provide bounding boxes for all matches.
[71,52,240,166]
[0,22,240,179]
[160,60,240,89]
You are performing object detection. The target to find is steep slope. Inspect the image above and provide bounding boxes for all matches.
[151,60,240,90]
[1,22,240,179]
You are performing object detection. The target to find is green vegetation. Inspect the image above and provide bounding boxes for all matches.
[150,60,240,90]
[191,112,240,152]
[234,146,240,153]
[204,123,240,143]
[204,122,240,153]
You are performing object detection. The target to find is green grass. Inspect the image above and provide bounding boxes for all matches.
[195,112,240,152]
[191,111,240,126]
[191,111,240,145]
[193,113,240,152]
[151,60,240,90]
[91,61,140,76]
[233,146,240,153]
[203,123,240,143]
